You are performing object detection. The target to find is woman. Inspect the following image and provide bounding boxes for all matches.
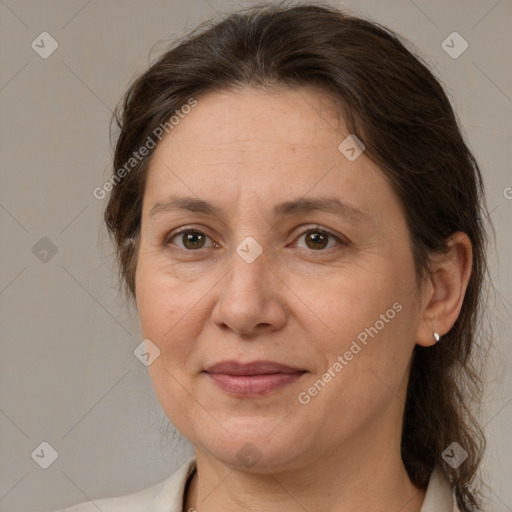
[61,3,490,511]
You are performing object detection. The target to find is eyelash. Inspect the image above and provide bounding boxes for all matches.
[165,225,347,253]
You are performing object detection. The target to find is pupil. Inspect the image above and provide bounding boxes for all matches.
[307,232,327,250]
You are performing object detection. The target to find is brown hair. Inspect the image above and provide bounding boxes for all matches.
[105,3,490,509]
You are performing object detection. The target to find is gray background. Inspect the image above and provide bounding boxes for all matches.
[0,0,510,511]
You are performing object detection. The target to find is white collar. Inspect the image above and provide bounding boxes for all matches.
[146,458,458,512]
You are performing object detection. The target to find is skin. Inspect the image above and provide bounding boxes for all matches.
[134,85,472,512]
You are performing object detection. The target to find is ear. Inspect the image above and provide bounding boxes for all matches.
[415,232,473,347]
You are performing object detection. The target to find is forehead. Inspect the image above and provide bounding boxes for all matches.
[152,85,345,162]
[141,85,401,224]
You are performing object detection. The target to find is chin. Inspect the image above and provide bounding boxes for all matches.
[194,421,310,472]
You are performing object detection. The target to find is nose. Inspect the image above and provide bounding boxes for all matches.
[210,244,288,337]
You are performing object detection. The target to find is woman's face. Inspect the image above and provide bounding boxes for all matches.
[135,86,425,471]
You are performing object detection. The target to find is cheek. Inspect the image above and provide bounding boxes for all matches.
[135,265,206,432]
[306,303,414,442]
[135,261,205,363]
[300,262,404,344]
[297,255,417,400]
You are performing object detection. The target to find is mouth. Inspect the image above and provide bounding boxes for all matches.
[203,360,307,396]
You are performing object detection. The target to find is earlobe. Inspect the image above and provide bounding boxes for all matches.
[415,232,473,347]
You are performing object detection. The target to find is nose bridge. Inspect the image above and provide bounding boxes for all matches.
[211,235,287,335]
[227,236,268,298]
[227,194,270,282]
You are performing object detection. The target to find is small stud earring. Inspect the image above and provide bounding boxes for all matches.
[433,331,440,343]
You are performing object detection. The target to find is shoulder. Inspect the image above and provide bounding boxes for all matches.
[421,467,462,512]
[54,458,196,512]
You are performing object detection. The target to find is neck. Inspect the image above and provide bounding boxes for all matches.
[184,427,425,512]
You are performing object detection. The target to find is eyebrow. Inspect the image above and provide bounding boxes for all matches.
[148,195,371,224]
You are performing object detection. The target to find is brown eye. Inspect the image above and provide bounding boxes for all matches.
[169,230,214,250]
[183,231,206,249]
[294,229,340,251]
[305,231,329,250]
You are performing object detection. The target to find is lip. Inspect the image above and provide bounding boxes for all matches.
[203,360,307,396]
